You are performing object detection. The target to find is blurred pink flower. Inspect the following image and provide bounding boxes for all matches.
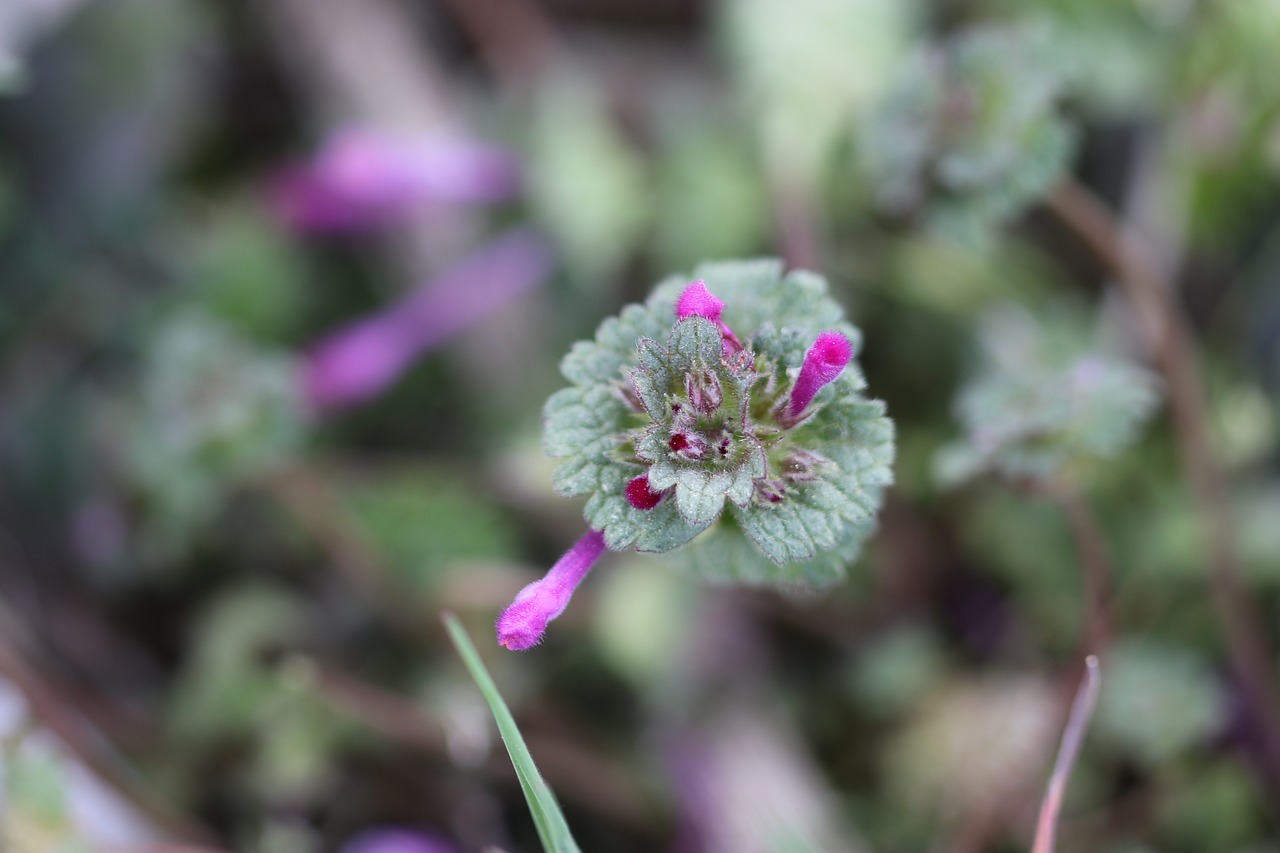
[270,128,520,234]
[302,228,554,412]
[338,829,459,853]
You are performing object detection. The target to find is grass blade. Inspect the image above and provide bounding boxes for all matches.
[442,612,583,853]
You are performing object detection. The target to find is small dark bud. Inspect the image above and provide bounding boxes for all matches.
[625,474,665,510]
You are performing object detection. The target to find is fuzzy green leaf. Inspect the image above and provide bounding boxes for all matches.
[543,385,632,496]
[674,465,730,526]
[668,316,724,369]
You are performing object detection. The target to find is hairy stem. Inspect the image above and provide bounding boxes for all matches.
[1045,179,1280,788]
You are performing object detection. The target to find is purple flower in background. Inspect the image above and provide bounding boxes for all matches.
[270,128,520,234]
[496,529,607,650]
[302,228,554,412]
[338,828,459,853]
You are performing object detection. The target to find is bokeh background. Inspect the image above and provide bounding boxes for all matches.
[2,0,1280,851]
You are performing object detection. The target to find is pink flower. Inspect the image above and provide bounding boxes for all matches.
[302,228,553,412]
[674,280,742,351]
[787,331,852,417]
[270,128,520,234]
[676,280,725,321]
[496,529,607,650]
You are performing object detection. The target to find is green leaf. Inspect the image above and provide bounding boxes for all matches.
[543,385,632,496]
[584,463,709,552]
[674,465,730,526]
[667,316,723,369]
[630,338,674,419]
[666,516,864,588]
[560,300,674,386]
[734,483,843,565]
[443,614,583,853]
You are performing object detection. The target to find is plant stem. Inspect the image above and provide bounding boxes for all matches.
[1045,179,1280,788]
[1032,656,1101,853]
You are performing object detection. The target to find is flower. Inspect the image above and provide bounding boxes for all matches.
[504,260,893,647]
[301,228,553,412]
[270,128,520,234]
[496,529,607,650]
[787,331,853,419]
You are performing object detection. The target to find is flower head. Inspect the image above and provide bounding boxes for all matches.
[539,259,894,595]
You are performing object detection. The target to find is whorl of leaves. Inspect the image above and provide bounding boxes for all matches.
[543,260,895,588]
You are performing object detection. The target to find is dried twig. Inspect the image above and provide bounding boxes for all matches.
[1032,656,1101,853]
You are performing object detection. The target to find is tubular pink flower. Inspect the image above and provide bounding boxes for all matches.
[302,228,553,412]
[787,331,853,417]
[676,280,725,321]
[496,529,607,650]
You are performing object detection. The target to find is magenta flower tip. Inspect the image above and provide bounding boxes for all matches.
[676,280,725,321]
[788,331,853,416]
[625,474,664,510]
[495,529,607,650]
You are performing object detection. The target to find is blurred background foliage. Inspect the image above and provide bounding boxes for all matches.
[1,0,1279,851]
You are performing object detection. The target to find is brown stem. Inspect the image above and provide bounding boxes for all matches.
[1032,656,1101,853]
[1045,179,1280,789]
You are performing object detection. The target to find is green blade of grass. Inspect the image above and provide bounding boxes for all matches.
[442,612,583,853]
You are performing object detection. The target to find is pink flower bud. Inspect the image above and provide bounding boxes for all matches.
[675,280,725,321]
[787,331,853,417]
[675,280,743,353]
[625,474,665,510]
[496,529,607,650]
